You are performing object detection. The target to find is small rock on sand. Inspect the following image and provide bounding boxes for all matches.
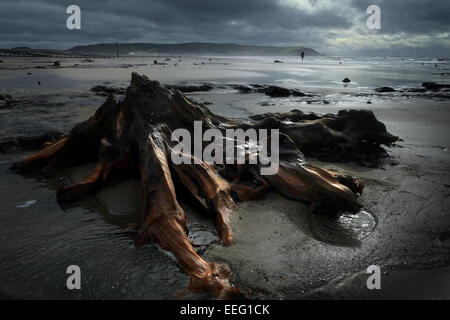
[376,87,396,93]
[264,85,305,97]
[90,85,126,96]
[422,82,450,91]
[166,84,214,93]
[0,93,13,101]
[188,228,219,246]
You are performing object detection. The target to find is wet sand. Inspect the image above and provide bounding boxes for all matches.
[205,145,450,299]
[0,56,449,299]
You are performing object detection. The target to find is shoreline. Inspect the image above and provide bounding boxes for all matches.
[0,56,449,299]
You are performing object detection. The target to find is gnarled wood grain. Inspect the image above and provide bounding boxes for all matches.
[11,73,398,298]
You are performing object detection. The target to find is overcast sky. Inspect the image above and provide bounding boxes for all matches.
[0,0,449,57]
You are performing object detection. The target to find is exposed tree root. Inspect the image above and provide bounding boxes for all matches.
[11,73,398,298]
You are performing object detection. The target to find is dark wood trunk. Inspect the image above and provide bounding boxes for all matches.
[11,73,398,298]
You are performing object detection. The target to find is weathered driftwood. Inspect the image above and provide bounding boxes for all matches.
[11,73,398,298]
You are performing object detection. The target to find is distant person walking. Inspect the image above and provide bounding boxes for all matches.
[300,51,305,62]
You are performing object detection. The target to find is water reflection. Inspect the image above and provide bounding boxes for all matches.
[0,158,198,299]
[307,210,377,247]
[284,204,378,247]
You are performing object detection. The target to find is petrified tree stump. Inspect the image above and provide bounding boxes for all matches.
[11,73,398,298]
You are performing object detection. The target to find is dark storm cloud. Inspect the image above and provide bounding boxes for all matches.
[352,0,450,35]
[0,0,449,56]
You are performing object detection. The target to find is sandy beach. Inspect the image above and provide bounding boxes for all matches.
[0,55,449,299]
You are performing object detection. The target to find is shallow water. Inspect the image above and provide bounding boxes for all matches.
[307,210,378,247]
[0,154,191,299]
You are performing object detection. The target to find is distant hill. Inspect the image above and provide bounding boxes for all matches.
[0,48,103,58]
[69,42,320,57]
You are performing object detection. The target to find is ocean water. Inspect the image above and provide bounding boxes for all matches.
[2,55,448,146]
